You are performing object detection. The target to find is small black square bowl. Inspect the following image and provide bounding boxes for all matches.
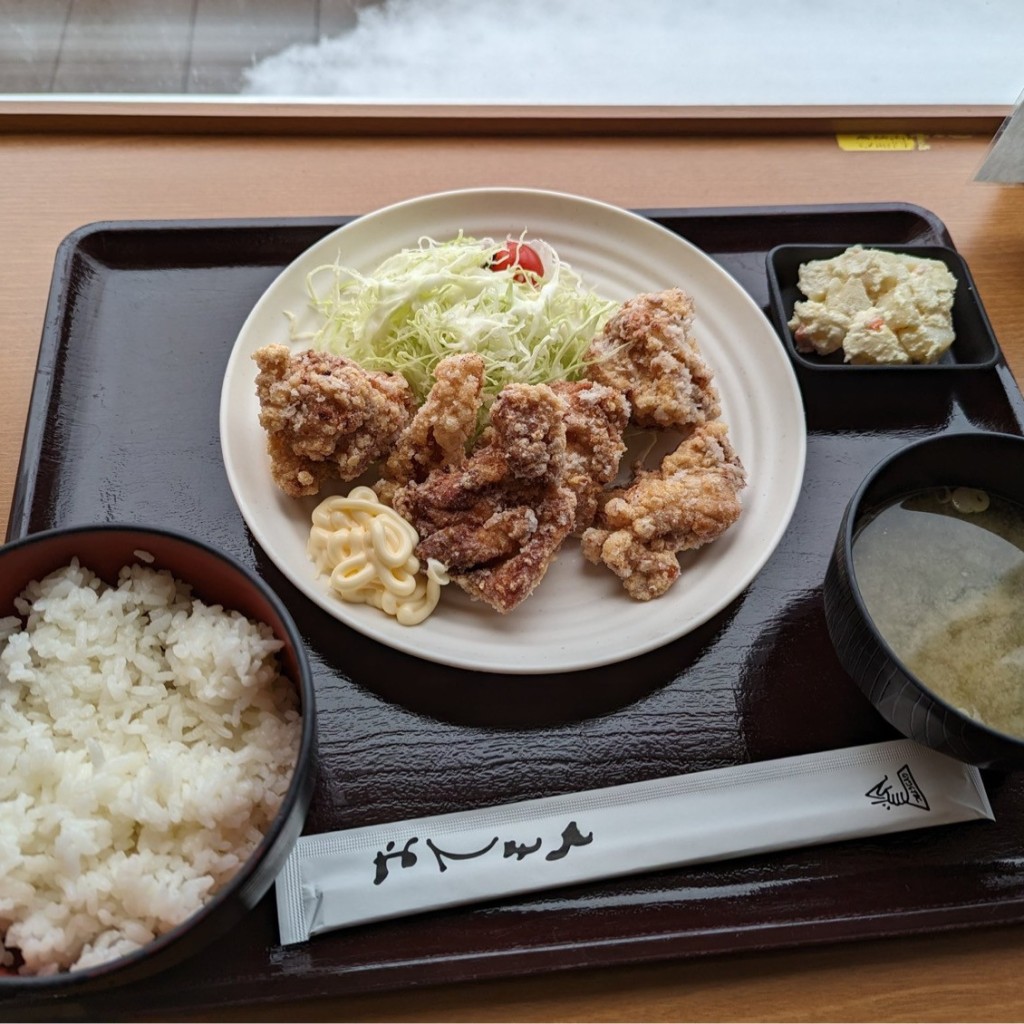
[0,524,317,993]
[766,243,1000,372]
[824,431,1024,770]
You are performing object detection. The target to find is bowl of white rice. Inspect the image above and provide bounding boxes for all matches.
[0,524,316,990]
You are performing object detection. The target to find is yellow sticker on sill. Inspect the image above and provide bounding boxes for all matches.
[836,133,930,151]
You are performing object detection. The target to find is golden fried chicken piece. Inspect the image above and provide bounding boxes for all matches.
[375,353,486,506]
[586,288,721,430]
[581,421,745,601]
[549,379,631,533]
[485,382,568,483]
[253,344,414,498]
[392,383,576,614]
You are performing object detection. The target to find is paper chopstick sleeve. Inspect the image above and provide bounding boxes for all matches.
[274,739,993,945]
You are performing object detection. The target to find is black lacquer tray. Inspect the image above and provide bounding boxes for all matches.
[6,202,1024,1021]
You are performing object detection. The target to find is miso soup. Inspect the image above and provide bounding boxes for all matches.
[852,486,1024,739]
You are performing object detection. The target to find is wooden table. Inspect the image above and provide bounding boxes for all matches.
[2,109,1024,1022]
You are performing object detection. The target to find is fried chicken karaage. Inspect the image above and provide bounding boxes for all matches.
[375,353,485,506]
[581,420,746,601]
[549,379,631,533]
[253,344,414,497]
[392,383,577,613]
[586,288,721,430]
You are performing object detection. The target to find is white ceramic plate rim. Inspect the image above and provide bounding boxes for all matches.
[219,187,806,674]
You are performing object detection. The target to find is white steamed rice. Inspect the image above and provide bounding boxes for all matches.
[0,558,302,976]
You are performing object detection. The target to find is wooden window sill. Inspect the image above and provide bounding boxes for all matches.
[0,99,1010,136]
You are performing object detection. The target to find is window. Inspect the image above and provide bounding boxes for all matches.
[2,0,1021,106]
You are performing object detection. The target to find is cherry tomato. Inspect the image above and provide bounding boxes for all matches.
[488,240,544,282]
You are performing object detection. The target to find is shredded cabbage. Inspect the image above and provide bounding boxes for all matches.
[302,233,617,406]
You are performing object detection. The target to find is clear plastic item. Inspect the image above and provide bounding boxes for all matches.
[275,739,993,946]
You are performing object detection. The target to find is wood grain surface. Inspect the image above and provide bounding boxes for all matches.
[2,121,1024,1022]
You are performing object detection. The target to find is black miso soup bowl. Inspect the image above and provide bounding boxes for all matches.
[824,430,1024,771]
[0,524,317,994]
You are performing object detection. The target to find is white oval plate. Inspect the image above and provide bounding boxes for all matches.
[220,188,806,674]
